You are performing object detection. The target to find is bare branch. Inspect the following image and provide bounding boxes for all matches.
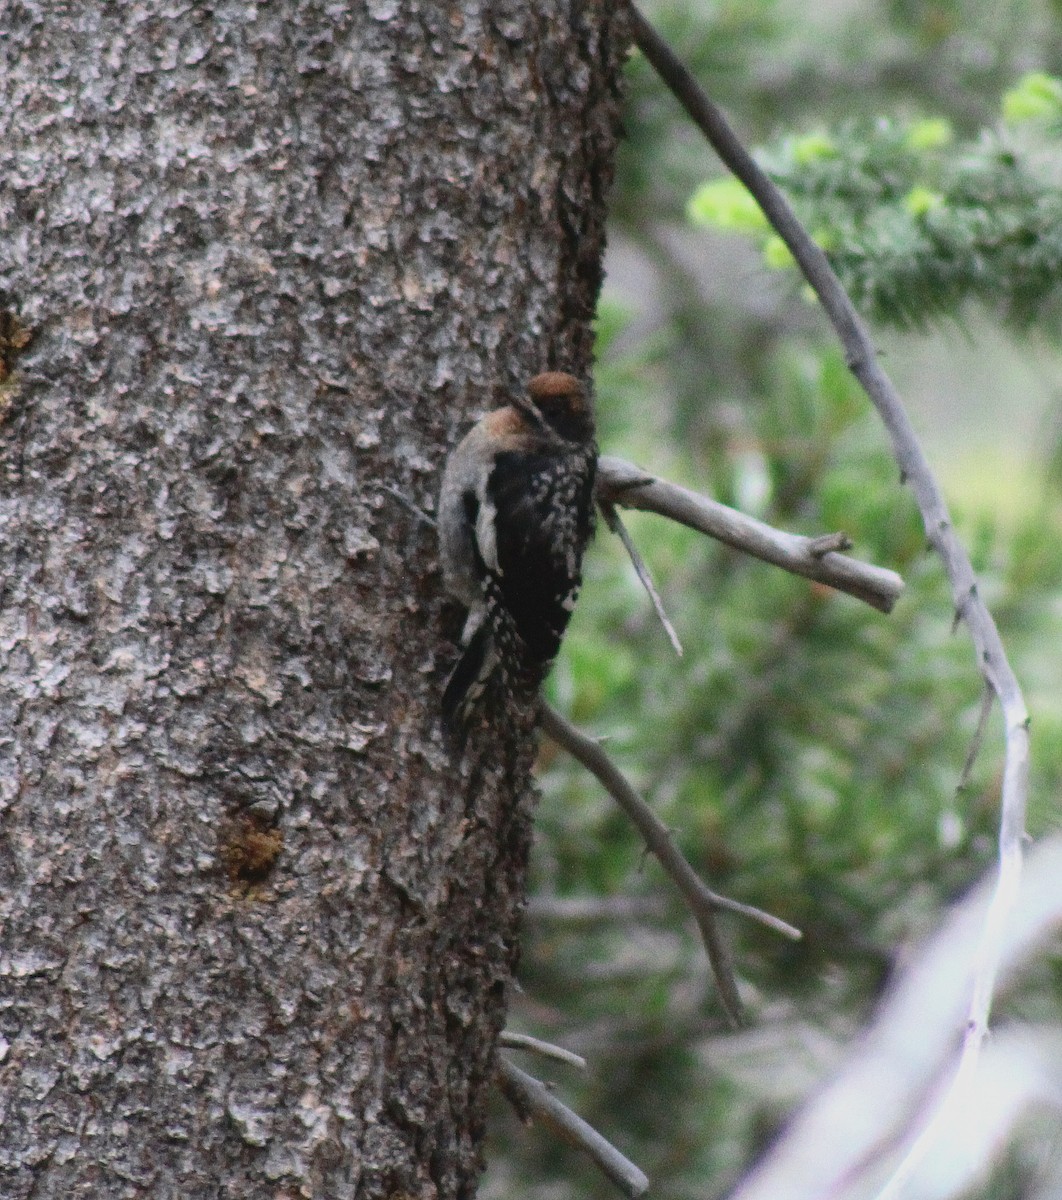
[541,704,803,1029]
[497,1056,650,1199]
[599,496,684,655]
[723,836,1062,1200]
[628,9,1032,1187]
[597,456,904,614]
[499,1031,588,1070]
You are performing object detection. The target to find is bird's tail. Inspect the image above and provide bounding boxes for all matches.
[441,622,495,732]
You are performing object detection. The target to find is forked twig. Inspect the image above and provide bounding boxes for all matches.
[497,1057,650,1199]
[542,703,802,1030]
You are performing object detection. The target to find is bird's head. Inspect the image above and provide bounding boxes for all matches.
[522,371,595,445]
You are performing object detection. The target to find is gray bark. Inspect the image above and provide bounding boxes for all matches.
[0,3,627,1196]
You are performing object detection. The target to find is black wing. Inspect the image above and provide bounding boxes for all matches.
[485,446,596,668]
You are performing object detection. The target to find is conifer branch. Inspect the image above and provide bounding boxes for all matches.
[689,118,1062,330]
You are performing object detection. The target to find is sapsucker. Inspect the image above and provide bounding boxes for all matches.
[437,371,597,728]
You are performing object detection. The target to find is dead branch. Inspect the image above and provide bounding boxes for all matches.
[541,704,802,1030]
[957,684,995,793]
[597,456,904,614]
[497,1056,650,1199]
[724,836,1062,1200]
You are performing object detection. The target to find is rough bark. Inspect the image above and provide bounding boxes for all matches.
[0,3,627,1196]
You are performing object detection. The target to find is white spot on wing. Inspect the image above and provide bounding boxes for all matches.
[476,487,500,574]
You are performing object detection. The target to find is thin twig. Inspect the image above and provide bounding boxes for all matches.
[597,456,904,614]
[629,7,1031,1193]
[599,496,684,655]
[542,704,803,1029]
[497,1057,650,1199]
[957,684,995,793]
[499,1031,588,1070]
[380,484,436,528]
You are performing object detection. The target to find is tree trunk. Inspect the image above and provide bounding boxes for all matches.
[0,3,627,1196]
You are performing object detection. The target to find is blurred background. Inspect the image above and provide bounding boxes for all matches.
[483,1,1062,1197]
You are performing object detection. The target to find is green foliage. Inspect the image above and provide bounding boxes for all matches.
[1002,70,1062,125]
[689,89,1062,329]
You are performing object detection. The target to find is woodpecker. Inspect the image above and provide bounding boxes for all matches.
[437,371,597,728]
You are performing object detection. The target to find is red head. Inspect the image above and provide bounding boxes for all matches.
[524,372,594,445]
